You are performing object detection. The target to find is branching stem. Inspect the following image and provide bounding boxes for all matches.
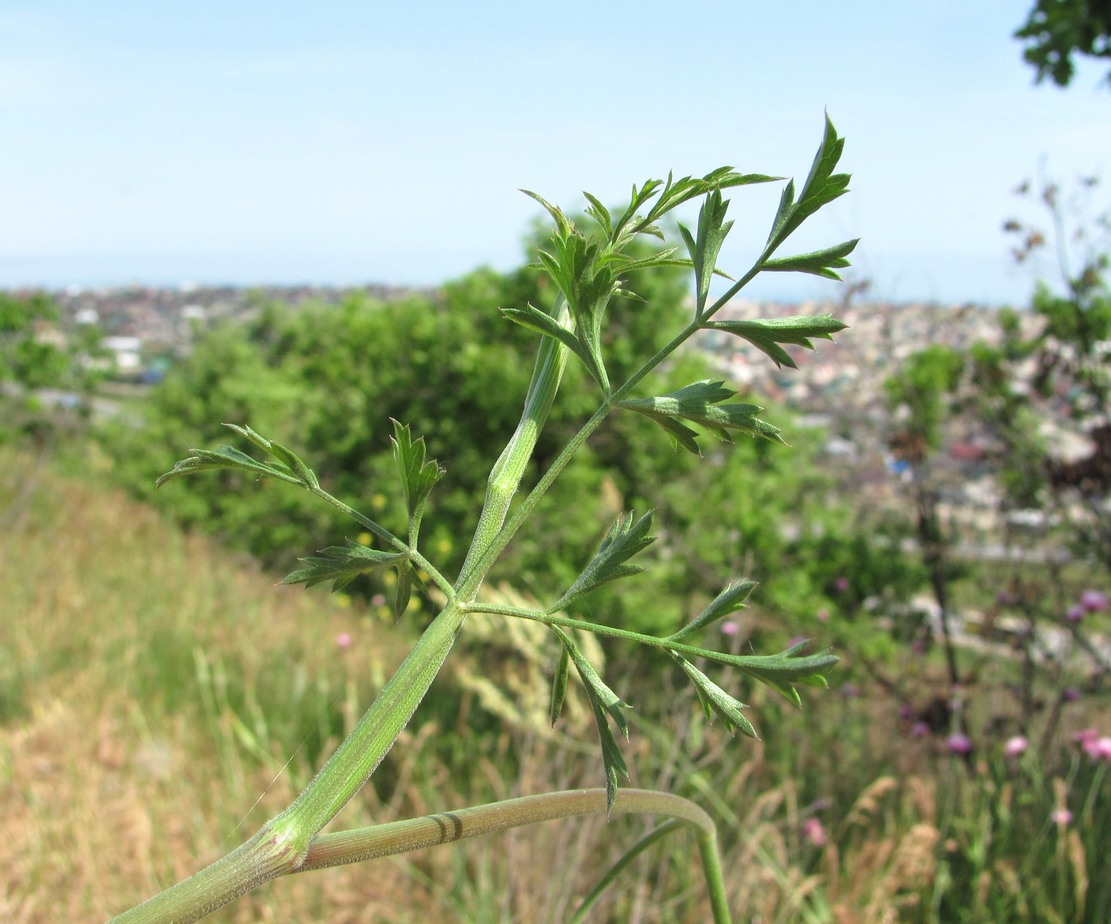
[113,121,852,922]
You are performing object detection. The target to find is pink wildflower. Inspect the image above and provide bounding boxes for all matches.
[335,632,353,649]
[1051,808,1073,826]
[719,620,739,637]
[947,733,972,754]
[1080,590,1108,612]
[802,818,827,847]
[1074,728,1099,746]
[1004,735,1028,758]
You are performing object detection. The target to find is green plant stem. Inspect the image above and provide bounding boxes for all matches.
[462,601,793,671]
[307,484,405,551]
[456,298,571,592]
[113,307,575,923]
[459,258,768,590]
[306,484,456,599]
[299,786,710,868]
[303,788,732,923]
[112,136,853,920]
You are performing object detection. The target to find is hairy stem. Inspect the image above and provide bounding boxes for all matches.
[113,309,574,922]
[111,176,793,922]
[456,298,571,592]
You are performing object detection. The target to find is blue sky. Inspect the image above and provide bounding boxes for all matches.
[2,1,1108,304]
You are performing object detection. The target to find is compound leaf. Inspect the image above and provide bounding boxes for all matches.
[619,380,784,447]
[761,238,860,280]
[673,655,758,738]
[390,419,444,542]
[282,540,408,592]
[553,627,630,811]
[669,580,757,641]
[551,511,655,611]
[705,315,847,369]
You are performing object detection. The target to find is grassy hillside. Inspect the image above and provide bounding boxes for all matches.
[0,446,725,922]
[0,445,415,921]
[3,444,1109,923]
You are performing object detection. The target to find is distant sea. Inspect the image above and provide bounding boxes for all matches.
[0,248,1040,308]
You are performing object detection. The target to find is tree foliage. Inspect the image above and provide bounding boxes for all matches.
[0,292,68,391]
[1016,0,1111,86]
[0,291,105,443]
[101,256,904,644]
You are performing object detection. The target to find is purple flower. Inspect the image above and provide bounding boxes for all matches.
[911,721,931,738]
[720,620,739,637]
[947,733,972,755]
[1004,735,1028,758]
[833,576,849,592]
[1051,808,1073,826]
[1066,604,1085,624]
[802,818,827,847]
[1080,590,1108,612]
[1062,687,1080,703]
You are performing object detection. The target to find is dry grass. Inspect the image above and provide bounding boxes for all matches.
[0,448,415,921]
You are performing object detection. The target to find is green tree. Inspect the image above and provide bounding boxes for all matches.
[0,291,104,444]
[0,292,68,392]
[1016,0,1111,86]
[102,262,694,590]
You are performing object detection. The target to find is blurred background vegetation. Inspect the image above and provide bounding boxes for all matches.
[3,201,1110,920]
